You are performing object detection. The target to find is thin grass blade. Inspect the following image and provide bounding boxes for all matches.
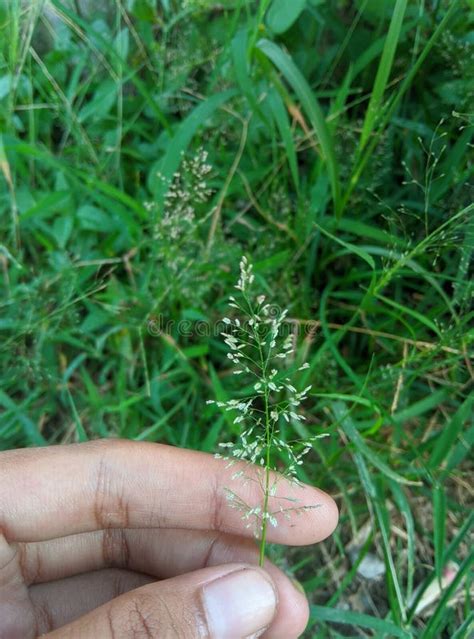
[257,39,341,215]
[358,0,408,152]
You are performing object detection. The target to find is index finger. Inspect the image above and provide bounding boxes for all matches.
[0,440,338,544]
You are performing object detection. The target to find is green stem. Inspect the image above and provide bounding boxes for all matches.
[243,289,272,568]
[248,0,271,55]
[259,387,271,568]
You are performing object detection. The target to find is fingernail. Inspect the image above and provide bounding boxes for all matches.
[202,568,277,638]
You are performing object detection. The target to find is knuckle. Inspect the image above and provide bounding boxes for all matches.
[18,541,44,585]
[101,528,131,569]
[210,473,225,533]
[93,447,131,531]
[0,537,18,574]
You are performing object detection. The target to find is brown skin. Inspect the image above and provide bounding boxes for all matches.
[0,439,338,638]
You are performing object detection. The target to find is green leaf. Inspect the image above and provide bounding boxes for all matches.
[316,222,375,268]
[65,388,88,443]
[266,88,299,191]
[208,363,235,431]
[257,39,341,215]
[420,554,473,638]
[311,606,412,638]
[452,211,474,306]
[0,74,12,100]
[52,215,74,248]
[358,0,408,151]
[445,423,474,474]
[266,0,306,34]
[134,396,189,442]
[77,205,117,232]
[48,0,168,130]
[433,483,446,584]
[375,292,442,338]
[0,390,47,446]
[4,139,146,221]
[150,90,236,205]
[355,0,395,19]
[390,482,415,602]
[407,514,473,624]
[201,416,225,453]
[182,344,209,358]
[342,0,460,213]
[78,80,117,123]
[392,390,447,425]
[332,401,419,486]
[232,29,268,125]
[0,73,31,100]
[451,613,474,639]
[114,27,129,61]
[325,216,405,246]
[20,191,70,222]
[313,393,379,412]
[429,395,474,471]
[432,128,474,206]
[343,444,407,623]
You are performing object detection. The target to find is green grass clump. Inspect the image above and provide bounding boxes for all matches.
[0,1,473,636]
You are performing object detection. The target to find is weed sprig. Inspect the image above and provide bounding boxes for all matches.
[208,257,327,566]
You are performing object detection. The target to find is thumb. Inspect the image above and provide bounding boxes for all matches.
[45,563,278,639]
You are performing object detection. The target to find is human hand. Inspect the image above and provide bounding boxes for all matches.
[0,440,338,638]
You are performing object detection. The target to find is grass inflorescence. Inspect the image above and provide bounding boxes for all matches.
[209,256,328,566]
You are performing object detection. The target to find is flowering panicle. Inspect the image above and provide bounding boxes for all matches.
[150,147,213,241]
[207,257,327,566]
[143,147,221,307]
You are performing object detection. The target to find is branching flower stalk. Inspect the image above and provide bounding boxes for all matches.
[208,257,327,567]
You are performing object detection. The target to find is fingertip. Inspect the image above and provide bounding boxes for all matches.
[262,570,309,639]
[317,491,339,542]
[282,483,339,546]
